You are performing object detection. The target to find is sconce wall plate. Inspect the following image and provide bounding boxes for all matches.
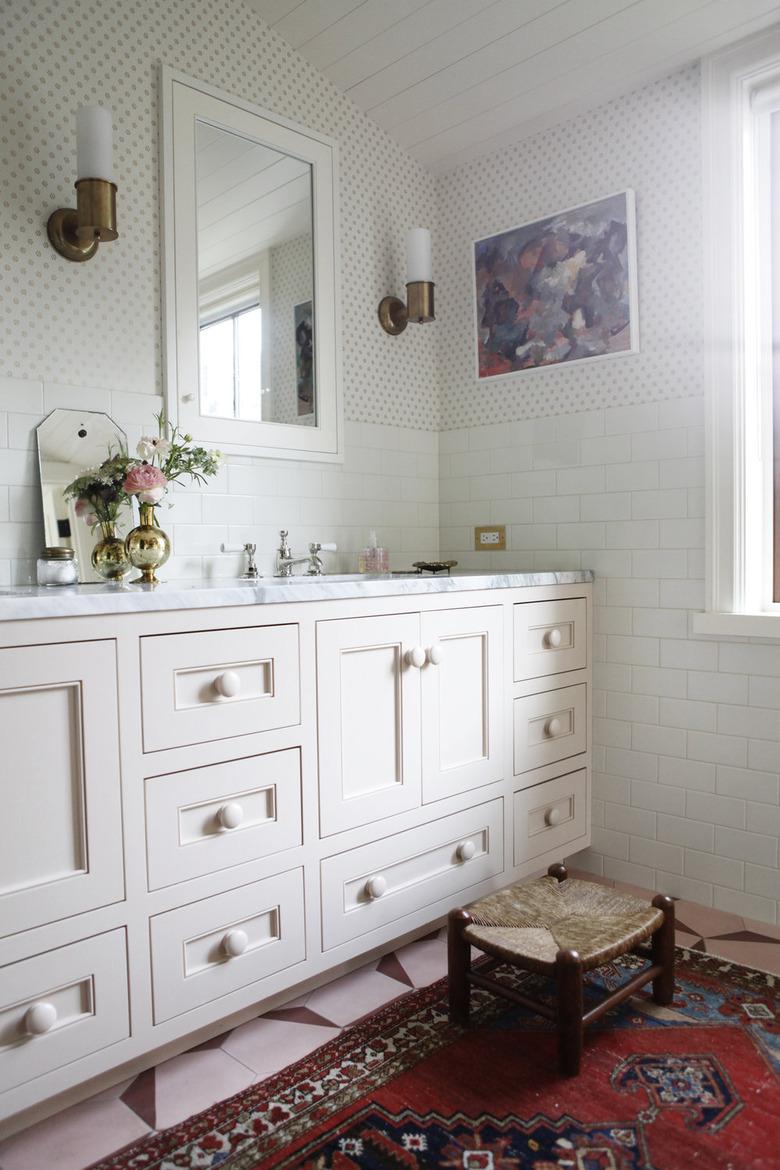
[47,178,118,263]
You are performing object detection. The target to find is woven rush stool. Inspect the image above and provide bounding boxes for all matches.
[448,863,675,1076]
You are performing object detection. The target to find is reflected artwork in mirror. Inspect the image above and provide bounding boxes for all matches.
[37,409,132,583]
[195,122,316,428]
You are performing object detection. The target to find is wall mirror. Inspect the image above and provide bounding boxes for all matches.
[37,409,131,583]
[161,69,342,461]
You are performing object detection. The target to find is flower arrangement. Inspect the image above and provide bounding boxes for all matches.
[64,450,136,528]
[65,414,222,520]
[123,414,222,506]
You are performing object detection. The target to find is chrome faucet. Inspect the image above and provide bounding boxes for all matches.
[276,530,337,577]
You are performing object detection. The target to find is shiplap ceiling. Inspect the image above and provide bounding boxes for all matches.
[196,121,311,276]
[248,0,780,172]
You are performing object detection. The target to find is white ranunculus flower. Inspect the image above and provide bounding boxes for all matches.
[137,436,157,459]
[154,438,172,459]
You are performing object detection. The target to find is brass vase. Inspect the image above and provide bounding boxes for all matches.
[91,520,131,581]
[125,502,171,585]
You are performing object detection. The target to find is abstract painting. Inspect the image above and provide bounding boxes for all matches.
[473,190,638,379]
[294,300,314,416]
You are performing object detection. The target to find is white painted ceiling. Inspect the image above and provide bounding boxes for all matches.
[248,0,780,172]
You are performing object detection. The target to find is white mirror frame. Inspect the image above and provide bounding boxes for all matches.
[160,67,343,461]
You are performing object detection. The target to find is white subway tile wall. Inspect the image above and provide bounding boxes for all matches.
[439,396,780,925]
[0,377,439,584]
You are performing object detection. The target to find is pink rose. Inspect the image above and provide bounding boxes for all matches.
[124,463,168,504]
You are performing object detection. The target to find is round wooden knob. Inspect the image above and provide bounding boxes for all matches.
[457,839,476,862]
[365,874,387,899]
[545,628,563,648]
[214,670,241,698]
[544,716,563,738]
[545,807,561,827]
[405,646,426,669]
[218,802,244,829]
[223,929,249,957]
[427,644,444,666]
[24,1002,57,1035]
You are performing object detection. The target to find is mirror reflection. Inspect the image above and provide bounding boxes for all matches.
[37,409,131,583]
[196,121,316,427]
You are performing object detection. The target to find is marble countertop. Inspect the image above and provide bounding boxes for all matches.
[0,569,594,620]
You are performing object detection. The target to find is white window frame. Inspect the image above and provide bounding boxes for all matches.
[696,27,780,639]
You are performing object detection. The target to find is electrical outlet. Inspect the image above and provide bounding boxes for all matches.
[474,525,506,551]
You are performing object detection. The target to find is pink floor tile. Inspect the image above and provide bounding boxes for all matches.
[612,880,657,902]
[221,1016,340,1080]
[673,900,744,939]
[394,935,449,988]
[702,937,780,975]
[152,1049,254,1131]
[0,1098,150,1170]
[305,964,407,1027]
[741,916,780,941]
[675,930,703,950]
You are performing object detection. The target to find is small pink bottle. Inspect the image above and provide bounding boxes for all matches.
[358,530,389,573]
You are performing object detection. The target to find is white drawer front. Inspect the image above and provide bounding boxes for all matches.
[145,750,302,890]
[514,684,587,775]
[514,598,587,680]
[150,869,305,1023]
[141,624,300,752]
[513,769,589,864]
[0,929,129,1096]
[321,800,504,950]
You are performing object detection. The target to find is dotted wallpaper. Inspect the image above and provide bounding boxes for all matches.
[269,234,314,427]
[0,0,440,430]
[435,64,704,430]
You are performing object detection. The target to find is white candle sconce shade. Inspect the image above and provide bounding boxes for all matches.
[378,227,435,335]
[47,106,118,262]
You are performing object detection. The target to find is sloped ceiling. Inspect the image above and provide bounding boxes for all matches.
[248,0,780,172]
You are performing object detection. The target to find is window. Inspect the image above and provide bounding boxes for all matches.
[199,302,263,422]
[697,27,780,637]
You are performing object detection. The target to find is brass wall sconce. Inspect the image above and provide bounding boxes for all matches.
[378,227,435,335]
[47,106,118,262]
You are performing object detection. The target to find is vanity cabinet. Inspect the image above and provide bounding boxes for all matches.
[316,604,503,835]
[0,576,590,1134]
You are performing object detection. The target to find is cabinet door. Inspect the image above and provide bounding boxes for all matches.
[317,614,422,836]
[421,606,503,803]
[0,641,124,938]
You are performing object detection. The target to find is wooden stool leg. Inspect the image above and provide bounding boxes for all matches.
[548,862,568,882]
[448,908,472,1025]
[651,894,675,1005]
[556,948,583,1076]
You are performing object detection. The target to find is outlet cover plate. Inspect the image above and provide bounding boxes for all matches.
[474,525,506,551]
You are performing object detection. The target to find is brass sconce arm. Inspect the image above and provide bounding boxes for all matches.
[378,280,435,335]
[48,178,118,262]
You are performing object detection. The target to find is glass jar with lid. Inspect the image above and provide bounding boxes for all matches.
[37,547,78,586]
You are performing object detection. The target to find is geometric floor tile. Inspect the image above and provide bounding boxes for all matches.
[392,931,450,988]
[673,900,744,940]
[150,1049,255,1131]
[699,936,780,976]
[221,1016,341,1081]
[304,963,408,1027]
[0,1097,151,1170]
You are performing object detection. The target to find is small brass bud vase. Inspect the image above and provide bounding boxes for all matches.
[91,520,131,581]
[125,503,171,585]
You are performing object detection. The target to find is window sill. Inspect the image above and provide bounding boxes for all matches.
[692,611,780,639]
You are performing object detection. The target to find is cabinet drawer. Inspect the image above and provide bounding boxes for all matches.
[514,598,587,680]
[145,749,302,890]
[513,684,587,775]
[513,769,588,864]
[140,624,300,752]
[321,800,503,950]
[150,869,305,1023]
[0,930,129,1096]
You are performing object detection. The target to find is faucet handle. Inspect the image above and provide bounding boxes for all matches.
[278,530,292,556]
[309,542,337,553]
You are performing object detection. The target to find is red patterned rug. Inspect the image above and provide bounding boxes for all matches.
[94,949,780,1169]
